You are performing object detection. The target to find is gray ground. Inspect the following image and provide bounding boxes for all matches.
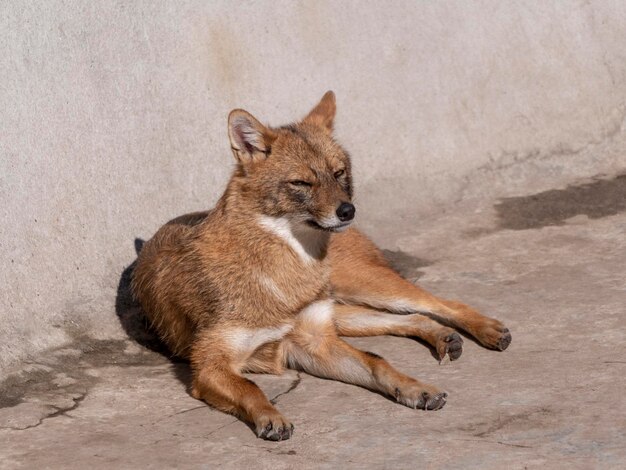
[1,174,625,469]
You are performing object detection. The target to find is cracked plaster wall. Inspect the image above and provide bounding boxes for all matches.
[1,1,626,377]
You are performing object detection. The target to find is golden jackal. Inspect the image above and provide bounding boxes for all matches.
[132,92,511,441]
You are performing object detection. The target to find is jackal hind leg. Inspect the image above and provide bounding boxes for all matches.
[332,303,463,361]
[284,301,448,410]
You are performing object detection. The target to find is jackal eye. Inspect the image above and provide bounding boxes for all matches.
[288,180,312,187]
[334,169,345,178]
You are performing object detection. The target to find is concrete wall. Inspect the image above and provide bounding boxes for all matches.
[1,0,625,376]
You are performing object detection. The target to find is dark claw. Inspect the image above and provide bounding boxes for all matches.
[497,330,512,351]
[280,425,293,440]
[425,392,448,411]
[417,392,429,409]
[259,422,294,441]
[445,333,464,361]
[438,332,463,362]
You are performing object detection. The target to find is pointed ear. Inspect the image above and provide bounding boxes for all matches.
[303,91,336,132]
[228,109,276,164]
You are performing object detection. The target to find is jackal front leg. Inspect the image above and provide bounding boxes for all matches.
[332,261,511,351]
[329,230,511,351]
[190,329,294,441]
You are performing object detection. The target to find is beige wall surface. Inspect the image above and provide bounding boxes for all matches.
[1,1,625,376]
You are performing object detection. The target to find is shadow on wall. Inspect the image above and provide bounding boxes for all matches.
[114,238,192,391]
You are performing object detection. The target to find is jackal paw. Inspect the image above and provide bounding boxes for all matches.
[436,329,463,362]
[395,384,448,411]
[255,412,294,441]
[473,319,511,351]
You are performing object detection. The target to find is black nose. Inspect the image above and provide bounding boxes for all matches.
[336,202,356,222]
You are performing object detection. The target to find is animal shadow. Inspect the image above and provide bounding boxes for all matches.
[115,238,192,390]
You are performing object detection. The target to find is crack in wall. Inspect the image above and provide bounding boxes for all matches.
[453,102,626,204]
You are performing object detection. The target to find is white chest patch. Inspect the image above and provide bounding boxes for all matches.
[257,215,326,263]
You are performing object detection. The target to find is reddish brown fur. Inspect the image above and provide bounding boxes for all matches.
[131,92,511,441]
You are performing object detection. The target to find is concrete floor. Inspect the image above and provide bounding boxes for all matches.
[1,174,625,469]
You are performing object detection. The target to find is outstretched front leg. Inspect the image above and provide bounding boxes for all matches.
[190,328,294,441]
[283,300,448,410]
[329,229,512,351]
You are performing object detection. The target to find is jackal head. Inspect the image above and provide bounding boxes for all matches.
[227,91,355,232]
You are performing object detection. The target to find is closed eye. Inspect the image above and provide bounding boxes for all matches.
[334,169,345,178]
[289,180,312,187]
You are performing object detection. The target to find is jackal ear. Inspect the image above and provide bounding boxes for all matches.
[303,90,336,132]
[228,109,277,164]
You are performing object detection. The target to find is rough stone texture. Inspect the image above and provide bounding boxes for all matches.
[1,174,625,468]
[2,1,626,374]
